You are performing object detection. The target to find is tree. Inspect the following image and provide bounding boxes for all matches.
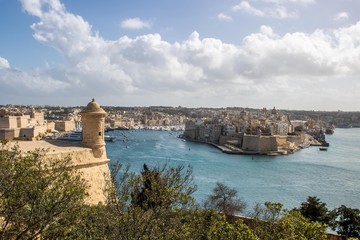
[205,182,246,219]
[0,142,88,239]
[102,163,257,239]
[331,205,360,238]
[298,196,331,224]
[278,210,327,240]
[102,162,200,238]
[250,201,286,240]
[250,202,327,240]
[131,163,197,210]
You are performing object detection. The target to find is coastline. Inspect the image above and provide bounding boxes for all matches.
[180,133,320,156]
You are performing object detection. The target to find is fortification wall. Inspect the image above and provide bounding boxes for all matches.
[0,116,17,128]
[45,148,110,205]
[242,135,278,154]
[219,132,243,146]
[17,115,29,128]
[287,135,303,146]
[242,135,259,152]
[258,136,278,154]
[275,136,288,146]
[11,141,111,205]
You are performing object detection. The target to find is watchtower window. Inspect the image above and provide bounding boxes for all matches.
[99,132,101,136]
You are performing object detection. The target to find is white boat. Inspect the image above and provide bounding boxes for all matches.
[57,130,82,141]
[105,135,116,142]
[57,130,115,142]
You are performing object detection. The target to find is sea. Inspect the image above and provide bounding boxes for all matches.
[106,128,360,212]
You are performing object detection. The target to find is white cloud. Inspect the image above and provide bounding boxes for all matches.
[334,12,349,21]
[0,57,10,69]
[20,0,43,17]
[232,1,297,19]
[270,5,298,19]
[217,13,233,22]
[261,0,315,4]
[232,1,264,16]
[3,0,360,110]
[120,18,152,30]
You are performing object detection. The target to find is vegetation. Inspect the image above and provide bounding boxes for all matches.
[250,202,327,240]
[205,182,247,220]
[1,142,358,239]
[297,196,360,238]
[0,142,88,239]
[297,196,331,224]
[330,205,360,238]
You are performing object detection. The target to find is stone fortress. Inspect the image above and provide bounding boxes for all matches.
[7,99,111,205]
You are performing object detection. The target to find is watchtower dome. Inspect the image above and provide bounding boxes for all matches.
[80,99,107,158]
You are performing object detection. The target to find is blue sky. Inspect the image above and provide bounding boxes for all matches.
[0,0,360,110]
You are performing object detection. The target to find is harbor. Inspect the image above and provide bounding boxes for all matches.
[106,127,360,210]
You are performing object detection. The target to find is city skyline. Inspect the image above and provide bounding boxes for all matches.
[0,0,360,111]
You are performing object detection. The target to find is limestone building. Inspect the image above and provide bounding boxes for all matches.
[0,110,48,140]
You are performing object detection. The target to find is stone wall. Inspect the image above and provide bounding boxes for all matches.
[0,129,15,140]
[44,147,110,205]
[287,134,304,146]
[242,135,278,154]
[242,135,259,152]
[219,132,244,146]
[275,135,288,146]
[0,116,17,128]
[17,115,30,128]
[8,141,111,205]
[259,136,278,154]
[55,121,75,132]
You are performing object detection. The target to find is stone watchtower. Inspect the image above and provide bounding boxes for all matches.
[80,99,107,158]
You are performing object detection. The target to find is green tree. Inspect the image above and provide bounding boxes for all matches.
[130,163,197,210]
[251,202,327,240]
[205,182,247,219]
[331,205,360,238]
[100,163,258,239]
[102,162,200,238]
[278,210,327,240]
[0,143,88,239]
[298,196,331,224]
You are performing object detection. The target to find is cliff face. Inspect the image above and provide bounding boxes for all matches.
[10,141,111,205]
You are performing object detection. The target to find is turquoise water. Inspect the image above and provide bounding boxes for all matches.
[106,128,360,211]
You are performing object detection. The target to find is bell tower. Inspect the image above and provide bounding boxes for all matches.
[80,98,107,158]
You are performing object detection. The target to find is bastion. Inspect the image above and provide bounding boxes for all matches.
[8,99,111,205]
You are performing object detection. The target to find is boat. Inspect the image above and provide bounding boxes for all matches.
[105,135,116,142]
[325,128,334,135]
[57,130,115,142]
[319,147,328,151]
[57,130,82,141]
[116,126,130,130]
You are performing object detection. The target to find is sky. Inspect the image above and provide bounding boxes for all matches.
[0,0,359,110]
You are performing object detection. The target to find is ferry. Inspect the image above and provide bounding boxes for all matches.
[57,130,116,142]
[57,130,82,141]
